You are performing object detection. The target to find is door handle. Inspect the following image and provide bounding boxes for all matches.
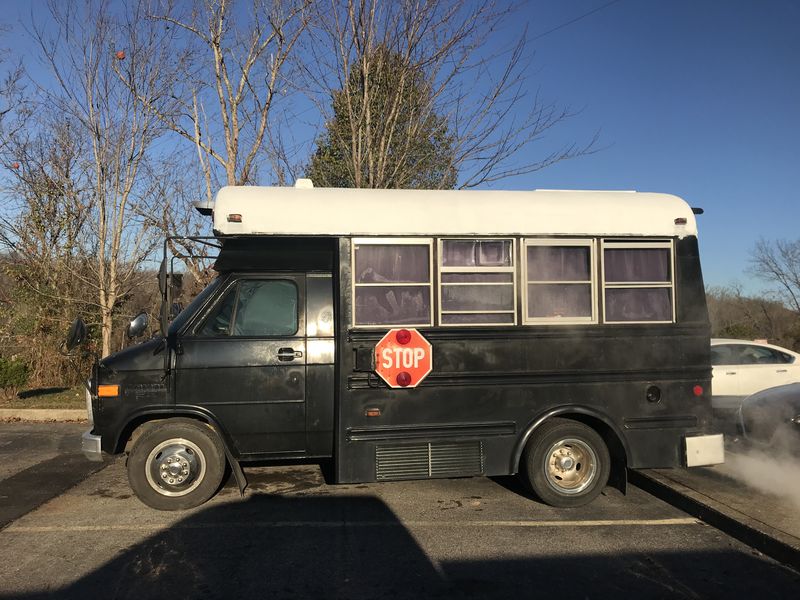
[725,371,737,375]
[776,369,788,373]
[277,347,303,361]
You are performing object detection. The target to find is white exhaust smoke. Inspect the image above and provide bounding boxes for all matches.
[723,447,800,511]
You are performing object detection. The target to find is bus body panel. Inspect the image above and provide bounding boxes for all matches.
[333,235,711,484]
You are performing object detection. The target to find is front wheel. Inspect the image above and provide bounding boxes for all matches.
[521,418,610,508]
[127,419,226,511]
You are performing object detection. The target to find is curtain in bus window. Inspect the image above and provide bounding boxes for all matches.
[527,283,592,318]
[605,288,672,322]
[604,248,670,283]
[354,244,431,326]
[527,246,590,281]
[441,283,515,311]
[526,245,592,320]
[355,245,430,283]
[439,239,516,326]
[603,246,673,322]
[442,240,512,268]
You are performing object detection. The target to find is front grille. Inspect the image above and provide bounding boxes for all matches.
[375,441,484,481]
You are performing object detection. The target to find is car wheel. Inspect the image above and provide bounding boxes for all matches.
[127,419,226,511]
[521,418,610,508]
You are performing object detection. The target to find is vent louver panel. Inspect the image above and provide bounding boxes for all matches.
[430,442,484,477]
[375,441,484,481]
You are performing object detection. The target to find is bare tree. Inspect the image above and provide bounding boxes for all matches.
[750,238,800,314]
[707,284,800,350]
[0,113,95,383]
[0,24,25,151]
[302,0,597,189]
[124,0,310,204]
[30,0,168,357]
[109,0,310,284]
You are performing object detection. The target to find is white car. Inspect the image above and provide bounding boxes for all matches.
[711,338,800,412]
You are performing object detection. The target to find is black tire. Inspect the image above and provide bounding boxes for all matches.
[521,418,610,508]
[127,418,226,511]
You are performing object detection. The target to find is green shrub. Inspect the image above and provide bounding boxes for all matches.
[0,357,29,389]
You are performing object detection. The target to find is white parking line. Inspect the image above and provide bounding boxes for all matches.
[4,517,699,533]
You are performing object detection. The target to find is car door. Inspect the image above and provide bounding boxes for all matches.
[175,274,307,456]
[710,344,742,404]
[736,344,795,395]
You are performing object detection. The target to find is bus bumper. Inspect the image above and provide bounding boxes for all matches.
[685,433,725,467]
[81,430,104,462]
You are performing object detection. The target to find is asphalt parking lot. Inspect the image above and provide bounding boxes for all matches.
[1,423,800,599]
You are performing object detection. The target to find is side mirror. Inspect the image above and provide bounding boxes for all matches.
[126,311,150,339]
[158,258,168,295]
[65,317,87,352]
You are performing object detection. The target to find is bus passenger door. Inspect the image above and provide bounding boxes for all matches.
[175,275,307,456]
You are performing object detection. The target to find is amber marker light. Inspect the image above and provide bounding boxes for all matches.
[97,384,120,397]
[227,213,242,223]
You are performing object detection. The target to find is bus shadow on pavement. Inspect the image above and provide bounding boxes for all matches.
[2,493,800,599]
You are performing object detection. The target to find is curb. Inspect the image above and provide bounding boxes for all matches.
[0,409,88,422]
[630,468,800,573]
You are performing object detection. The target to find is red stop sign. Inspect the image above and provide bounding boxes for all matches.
[374,328,433,389]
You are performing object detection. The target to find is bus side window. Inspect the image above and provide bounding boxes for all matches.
[352,240,433,327]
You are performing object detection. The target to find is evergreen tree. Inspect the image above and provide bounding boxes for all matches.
[307,45,457,189]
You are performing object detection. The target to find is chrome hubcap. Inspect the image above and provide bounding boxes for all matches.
[145,438,206,497]
[544,437,597,495]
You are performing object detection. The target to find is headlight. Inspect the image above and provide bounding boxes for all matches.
[85,382,94,426]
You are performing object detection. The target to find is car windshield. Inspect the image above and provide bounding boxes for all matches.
[168,277,224,336]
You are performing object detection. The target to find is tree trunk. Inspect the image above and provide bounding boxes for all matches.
[101,307,114,358]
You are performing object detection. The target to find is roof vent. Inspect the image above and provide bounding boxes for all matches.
[294,178,314,189]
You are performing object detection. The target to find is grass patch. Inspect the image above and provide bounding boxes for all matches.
[0,386,85,409]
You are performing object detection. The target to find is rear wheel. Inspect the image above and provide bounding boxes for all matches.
[127,419,226,511]
[521,418,610,508]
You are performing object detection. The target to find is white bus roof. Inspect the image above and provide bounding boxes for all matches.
[211,185,699,238]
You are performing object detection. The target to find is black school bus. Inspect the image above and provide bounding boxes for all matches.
[77,181,724,510]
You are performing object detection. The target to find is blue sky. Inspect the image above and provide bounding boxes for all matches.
[510,0,799,293]
[2,1,798,295]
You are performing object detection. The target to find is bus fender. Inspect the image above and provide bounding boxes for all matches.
[510,406,631,478]
[116,406,248,495]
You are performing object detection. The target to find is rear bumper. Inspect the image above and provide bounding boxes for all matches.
[685,433,725,467]
[81,429,104,462]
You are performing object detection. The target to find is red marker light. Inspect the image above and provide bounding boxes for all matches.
[693,385,703,397]
[396,371,411,387]
[395,329,411,345]
[227,213,242,223]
